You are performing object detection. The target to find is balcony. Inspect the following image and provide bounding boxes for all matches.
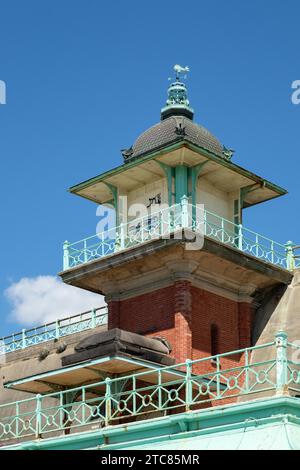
[0,306,107,355]
[0,331,299,446]
[63,198,298,272]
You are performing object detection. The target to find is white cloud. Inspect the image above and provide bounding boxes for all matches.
[4,275,106,326]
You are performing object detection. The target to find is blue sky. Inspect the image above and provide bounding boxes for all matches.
[0,1,300,337]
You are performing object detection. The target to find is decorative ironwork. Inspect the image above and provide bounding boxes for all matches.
[0,332,299,443]
[63,198,297,272]
[0,306,108,356]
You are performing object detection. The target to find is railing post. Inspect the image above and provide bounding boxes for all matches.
[35,394,42,438]
[55,319,60,340]
[21,329,26,349]
[82,387,86,425]
[132,375,137,416]
[203,209,207,236]
[270,240,274,264]
[275,331,288,395]
[285,241,295,271]
[59,392,64,429]
[15,401,20,438]
[83,239,88,263]
[91,308,96,328]
[117,223,126,251]
[181,195,189,229]
[216,355,221,398]
[255,234,259,258]
[238,224,243,250]
[105,377,111,427]
[185,359,192,411]
[158,210,162,237]
[63,240,70,270]
[221,217,225,243]
[244,349,250,393]
[158,370,162,411]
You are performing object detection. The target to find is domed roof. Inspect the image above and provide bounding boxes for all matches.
[122,116,224,162]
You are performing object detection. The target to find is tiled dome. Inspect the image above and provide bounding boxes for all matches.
[123,115,223,162]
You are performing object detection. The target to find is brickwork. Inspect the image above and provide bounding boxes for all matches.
[107,283,254,368]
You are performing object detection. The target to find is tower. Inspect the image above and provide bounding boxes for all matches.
[1,66,300,451]
[61,65,290,366]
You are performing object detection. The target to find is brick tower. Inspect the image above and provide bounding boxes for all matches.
[1,65,299,451]
[61,64,291,368]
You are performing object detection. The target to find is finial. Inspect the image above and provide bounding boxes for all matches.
[161,64,194,121]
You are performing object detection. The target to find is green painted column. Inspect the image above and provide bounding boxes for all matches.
[189,161,208,224]
[175,165,188,203]
[156,161,174,207]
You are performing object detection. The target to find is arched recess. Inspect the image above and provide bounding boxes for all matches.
[210,323,219,358]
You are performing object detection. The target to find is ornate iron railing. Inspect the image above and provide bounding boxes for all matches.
[63,197,297,271]
[0,306,108,355]
[0,332,299,443]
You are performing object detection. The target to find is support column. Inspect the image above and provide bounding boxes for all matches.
[156,161,174,207]
[189,161,209,208]
[174,280,192,363]
[175,166,188,204]
[188,161,208,225]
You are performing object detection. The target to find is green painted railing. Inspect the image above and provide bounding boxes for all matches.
[0,306,108,355]
[0,332,299,443]
[63,198,298,271]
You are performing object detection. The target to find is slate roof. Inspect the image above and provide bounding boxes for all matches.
[123,115,223,162]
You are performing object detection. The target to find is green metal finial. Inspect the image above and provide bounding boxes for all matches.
[161,64,194,121]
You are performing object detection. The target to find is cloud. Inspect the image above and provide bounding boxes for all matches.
[4,275,106,326]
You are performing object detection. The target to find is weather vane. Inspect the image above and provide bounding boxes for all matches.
[171,64,190,81]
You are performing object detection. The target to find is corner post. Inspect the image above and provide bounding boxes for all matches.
[238,224,243,251]
[91,308,96,328]
[35,394,42,438]
[275,331,288,395]
[105,377,112,427]
[63,240,70,270]
[185,359,193,411]
[285,241,295,271]
[55,319,60,340]
[21,329,26,349]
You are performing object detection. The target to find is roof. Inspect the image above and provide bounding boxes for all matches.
[69,139,287,208]
[125,115,224,162]
[4,354,221,395]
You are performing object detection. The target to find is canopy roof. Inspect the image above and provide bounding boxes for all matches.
[4,353,222,396]
[70,141,287,209]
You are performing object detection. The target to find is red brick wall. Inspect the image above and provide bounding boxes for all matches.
[191,286,240,358]
[238,302,254,349]
[107,283,254,408]
[108,286,176,355]
[107,284,253,364]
